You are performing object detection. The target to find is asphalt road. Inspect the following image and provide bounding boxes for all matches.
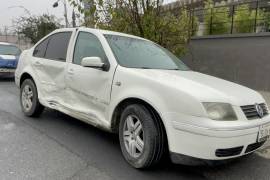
[1,77,270,180]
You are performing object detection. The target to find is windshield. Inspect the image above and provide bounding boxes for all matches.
[105,35,189,70]
[0,44,21,56]
[105,35,189,71]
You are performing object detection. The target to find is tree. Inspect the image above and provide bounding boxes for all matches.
[263,11,270,32]
[68,0,195,56]
[234,4,265,33]
[15,14,61,44]
[203,0,230,35]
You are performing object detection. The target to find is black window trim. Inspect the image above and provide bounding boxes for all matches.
[33,31,72,62]
[72,31,110,71]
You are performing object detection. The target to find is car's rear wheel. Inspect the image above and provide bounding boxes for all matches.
[20,79,44,117]
[119,104,165,169]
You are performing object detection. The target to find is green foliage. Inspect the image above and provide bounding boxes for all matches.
[190,13,199,36]
[68,0,98,27]
[68,0,196,56]
[202,1,268,35]
[263,11,270,32]
[234,4,264,33]
[15,14,61,44]
[204,0,230,35]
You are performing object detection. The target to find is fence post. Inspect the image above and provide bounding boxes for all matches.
[254,0,259,33]
[188,8,191,38]
[209,8,213,35]
[191,8,195,36]
[231,5,235,34]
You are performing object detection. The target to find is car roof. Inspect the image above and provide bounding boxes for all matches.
[99,29,148,41]
[55,27,149,41]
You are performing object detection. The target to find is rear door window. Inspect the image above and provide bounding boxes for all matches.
[44,32,72,61]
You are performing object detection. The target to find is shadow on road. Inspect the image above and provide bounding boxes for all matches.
[28,109,207,180]
[0,76,14,82]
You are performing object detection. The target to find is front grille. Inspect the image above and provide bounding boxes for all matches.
[241,103,268,120]
[215,146,244,157]
[245,141,266,153]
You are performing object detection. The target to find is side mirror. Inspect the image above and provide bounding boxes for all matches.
[81,57,105,69]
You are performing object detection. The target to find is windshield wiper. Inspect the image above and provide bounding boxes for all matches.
[2,54,14,56]
[137,67,152,69]
[136,67,180,70]
[167,68,180,70]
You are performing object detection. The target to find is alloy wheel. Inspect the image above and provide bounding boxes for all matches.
[21,85,34,112]
[123,115,144,158]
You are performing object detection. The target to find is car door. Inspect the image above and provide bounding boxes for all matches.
[32,31,72,105]
[65,31,116,126]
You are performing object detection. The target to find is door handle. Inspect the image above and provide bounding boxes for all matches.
[67,68,74,75]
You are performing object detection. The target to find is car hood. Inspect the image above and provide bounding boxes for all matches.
[135,69,264,106]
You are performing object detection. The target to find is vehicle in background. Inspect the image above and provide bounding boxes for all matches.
[0,42,21,75]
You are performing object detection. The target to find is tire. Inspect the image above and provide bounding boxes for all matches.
[20,79,44,117]
[119,104,165,169]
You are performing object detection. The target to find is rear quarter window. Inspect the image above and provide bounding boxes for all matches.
[33,38,50,58]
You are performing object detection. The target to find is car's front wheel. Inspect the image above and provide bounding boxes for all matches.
[20,79,44,117]
[119,104,165,169]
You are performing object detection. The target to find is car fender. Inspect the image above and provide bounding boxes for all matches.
[108,66,207,135]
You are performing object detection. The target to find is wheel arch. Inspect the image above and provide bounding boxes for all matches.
[111,97,167,137]
[111,97,169,157]
[20,72,35,87]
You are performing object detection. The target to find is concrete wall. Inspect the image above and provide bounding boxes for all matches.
[182,33,270,104]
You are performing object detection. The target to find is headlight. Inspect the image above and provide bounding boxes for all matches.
[203,102,237,121]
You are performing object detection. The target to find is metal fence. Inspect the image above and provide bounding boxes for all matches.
[190,0,270,36]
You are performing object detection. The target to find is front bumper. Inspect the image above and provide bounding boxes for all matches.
[0,68,16,73]
[164,112,270,162]
[0,59,18,74]
[170,140,266,165]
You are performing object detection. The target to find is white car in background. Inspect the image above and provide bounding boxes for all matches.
[15,28,270,169]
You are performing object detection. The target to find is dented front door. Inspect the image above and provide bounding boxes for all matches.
[65,31,115,125]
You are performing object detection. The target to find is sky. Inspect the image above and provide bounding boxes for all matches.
[0,0,175,33]
[0,0,73,32]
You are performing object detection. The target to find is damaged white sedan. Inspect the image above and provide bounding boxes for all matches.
[15,27,270,169]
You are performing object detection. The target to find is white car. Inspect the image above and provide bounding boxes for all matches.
[15,27,270,168]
